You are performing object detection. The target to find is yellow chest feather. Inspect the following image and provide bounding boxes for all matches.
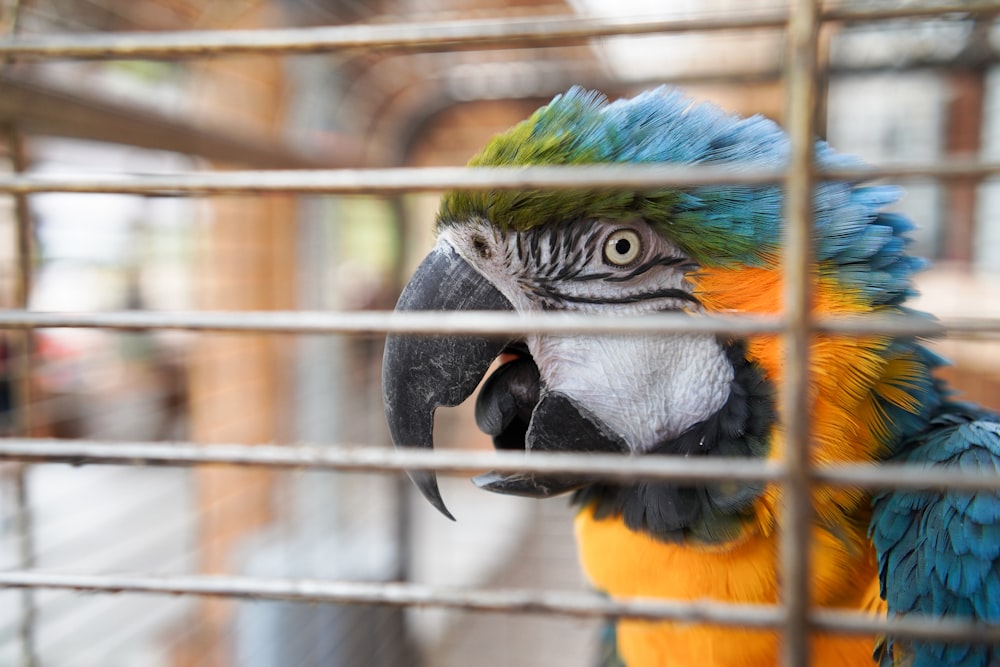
[575,508,886,667]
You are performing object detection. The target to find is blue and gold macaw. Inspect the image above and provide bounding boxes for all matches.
[381,87,1000,667]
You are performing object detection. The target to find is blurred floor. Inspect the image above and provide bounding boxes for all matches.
[424,497,601,667]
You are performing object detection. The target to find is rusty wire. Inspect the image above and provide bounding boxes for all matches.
[0,570,998,645]
[2,438,1000,493]
[2,308,1000,339]
[0,3,995,60]
[0,161,995,196]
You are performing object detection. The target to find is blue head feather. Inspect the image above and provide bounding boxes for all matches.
[439,86,922,308]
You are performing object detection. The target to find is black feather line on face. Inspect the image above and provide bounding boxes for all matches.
[529,229,543,271]
[604,255,696,282]
[556,256,691,284]
[536,287,701,307]
[512,220,598,281]
[571,340,776,544]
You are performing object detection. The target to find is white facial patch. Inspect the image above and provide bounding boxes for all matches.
[528,333,734,453]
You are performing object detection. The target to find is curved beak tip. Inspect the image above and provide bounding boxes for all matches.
[409,470,456,521]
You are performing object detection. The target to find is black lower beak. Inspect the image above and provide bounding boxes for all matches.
[472,390,629,497]
[382,240,514,519]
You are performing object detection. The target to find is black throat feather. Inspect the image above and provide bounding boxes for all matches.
[571,341,776,543]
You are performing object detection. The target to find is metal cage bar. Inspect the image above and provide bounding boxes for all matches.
[2,438,1000,493]
[0,2,995,60]
[0,571,996,645]
[4,308,1000,340]
[0,161,996,196]
[4,125,38,667]
[780,0,820,662]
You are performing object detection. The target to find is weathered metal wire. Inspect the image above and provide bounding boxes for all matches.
[0,161,995,196]
[0,570,997,644]
[0,3,994,60]
[2,309,1000,338]
[1,438,999,493]
[779,0,820,660]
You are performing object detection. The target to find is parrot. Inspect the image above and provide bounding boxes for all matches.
[380,86,1000,667]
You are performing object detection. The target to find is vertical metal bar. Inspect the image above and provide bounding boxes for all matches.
[8,132,30,307]
[2,0,38,652]
[3,4,36,664]
[4,7,36,665]
[12,469,35,667]
[388,196,413,584]
[5,125,37,667]
[8,134,36,667]
[782,0,820,666]
[941,19,987,264]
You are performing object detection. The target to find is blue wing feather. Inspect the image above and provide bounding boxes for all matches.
[871,405,1000,667]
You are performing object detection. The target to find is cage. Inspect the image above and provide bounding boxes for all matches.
[0,1,998,666]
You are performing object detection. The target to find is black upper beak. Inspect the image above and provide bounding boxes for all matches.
[383,238,630,519]
[382,240,514,519]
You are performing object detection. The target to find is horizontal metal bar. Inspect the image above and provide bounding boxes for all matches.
[1,439,999,493]
[0,161,996,196]
[0,438,783,484]
[0,4,995,61]
[822,2,1000,23]
[0,309,785,336]
[0,15,788,60]
[813,462,1000,493]
[811,608,1000,645]
[0,165,785,195]
[0,570,782,626]
[0,570,998,644]
[1,309,998,339]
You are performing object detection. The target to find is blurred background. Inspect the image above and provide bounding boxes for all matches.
[0,1,998,666]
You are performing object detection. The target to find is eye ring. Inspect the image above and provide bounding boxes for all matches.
[602,228,643,267]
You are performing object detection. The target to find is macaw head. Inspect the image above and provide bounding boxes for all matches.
[382,87,925,541]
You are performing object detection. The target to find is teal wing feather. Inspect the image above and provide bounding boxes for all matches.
[595,619,626,667]
[870,403,1000,666]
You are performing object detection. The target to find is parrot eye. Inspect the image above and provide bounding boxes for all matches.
[602,228,642,267]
